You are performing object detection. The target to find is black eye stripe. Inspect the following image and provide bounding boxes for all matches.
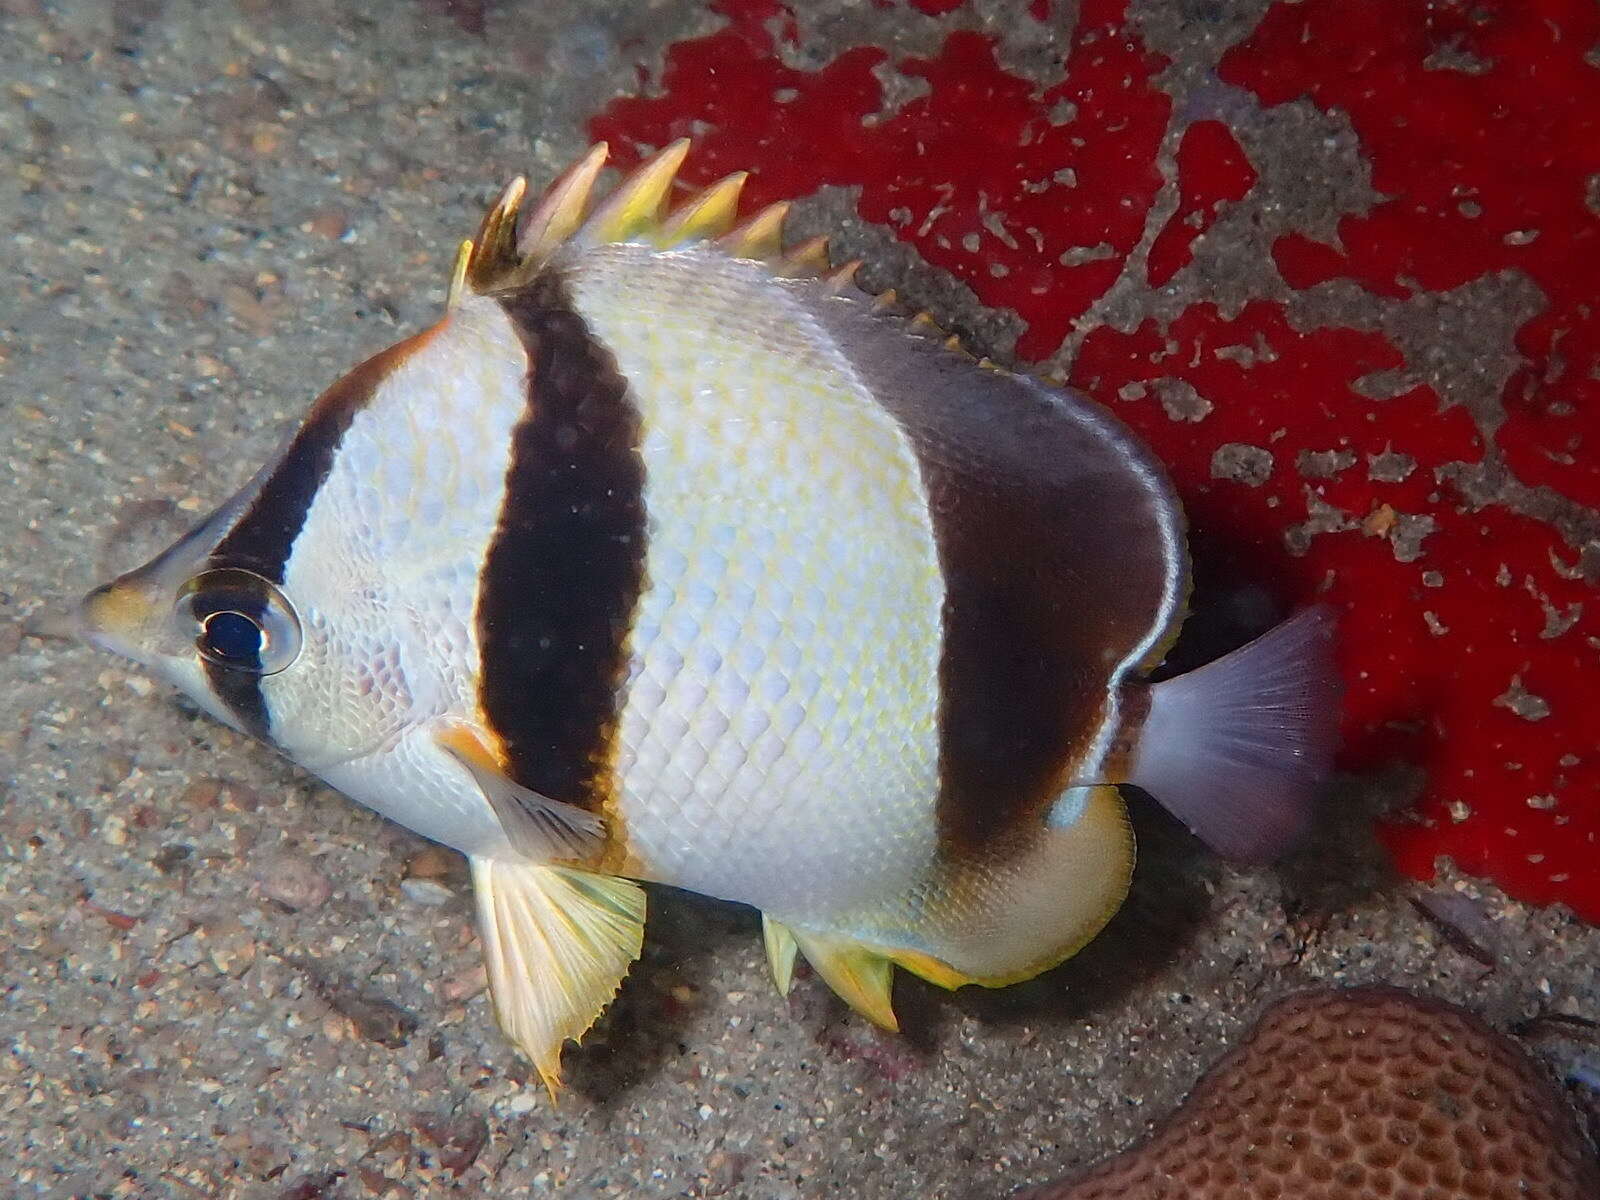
[204,658,270,741]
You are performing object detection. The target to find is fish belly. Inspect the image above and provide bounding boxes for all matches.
[567,245,946,919]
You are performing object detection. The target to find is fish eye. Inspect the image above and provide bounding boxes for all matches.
[175,568,302,675]
[201,610,263,665]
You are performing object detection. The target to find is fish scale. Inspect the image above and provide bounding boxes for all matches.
[574,244,946,917]
[78,140,1339,1096]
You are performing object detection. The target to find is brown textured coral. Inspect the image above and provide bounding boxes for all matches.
[1019,987,1599,1200]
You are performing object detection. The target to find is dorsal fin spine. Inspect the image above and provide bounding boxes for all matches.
[579,139,691,246]
[446,238,473,309]
[780,235,832,275]
[464,176,526,292]
[515,142,611,264]
[656,171,748,246]
[718,201,790,260]
[825,260,864,291]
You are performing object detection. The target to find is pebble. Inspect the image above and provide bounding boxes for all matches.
[401,878,456,906]
[256,852,333,910]
[439,965,486,1002]
[303,206,349,239]
[404,845,467,883]
[101,814,129,846]
[178,777,223,809]
[202,919,258,976]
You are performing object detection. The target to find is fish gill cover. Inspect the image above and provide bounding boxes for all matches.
[589,0,1600,919]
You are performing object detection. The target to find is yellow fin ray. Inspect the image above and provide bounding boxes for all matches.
[718,201,790,261]
[514,141,611,266]
[579,138,691,246]
[789,928,899,1031]
[761,914,799,997]
[885,947,976,991]
[777,234,832,275]
[470,857,646,1101]
[446,238,473,310]
[656,171,748,246]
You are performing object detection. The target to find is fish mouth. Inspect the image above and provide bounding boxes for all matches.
[17,601,94,647]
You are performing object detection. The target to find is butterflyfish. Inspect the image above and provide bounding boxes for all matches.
[79,141,1340,1097]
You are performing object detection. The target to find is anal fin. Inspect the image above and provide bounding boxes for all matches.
[885,947,976,992]
[789,928,899,1032]
[470,856,646,1100]
[762,914,799,997]
[818,786,1134,992]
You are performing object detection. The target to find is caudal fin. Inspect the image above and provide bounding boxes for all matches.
[1128,606,1340,863]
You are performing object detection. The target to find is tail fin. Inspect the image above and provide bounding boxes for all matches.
[1128,606,1340,863]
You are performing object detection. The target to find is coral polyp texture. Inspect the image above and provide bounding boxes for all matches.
[1016,987,1600,1200]
[593,0,1600,920]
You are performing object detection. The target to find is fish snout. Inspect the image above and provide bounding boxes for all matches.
[76,578,157,656]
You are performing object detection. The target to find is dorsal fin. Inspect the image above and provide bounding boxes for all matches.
[460,141,754,294]
[450,140,980,359]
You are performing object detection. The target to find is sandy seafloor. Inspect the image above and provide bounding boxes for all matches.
[1,1,1597,1197]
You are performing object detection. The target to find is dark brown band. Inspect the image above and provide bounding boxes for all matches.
[479,272,647,810]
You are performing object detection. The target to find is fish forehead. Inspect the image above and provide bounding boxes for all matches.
[566,242,947,912]
[259,295,530,764]
[280,294,527,615]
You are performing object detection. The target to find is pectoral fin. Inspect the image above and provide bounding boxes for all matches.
[438,725,605,862]
[762,914,799,997]
[470,856,646,1099]
[789,928,899,1032]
